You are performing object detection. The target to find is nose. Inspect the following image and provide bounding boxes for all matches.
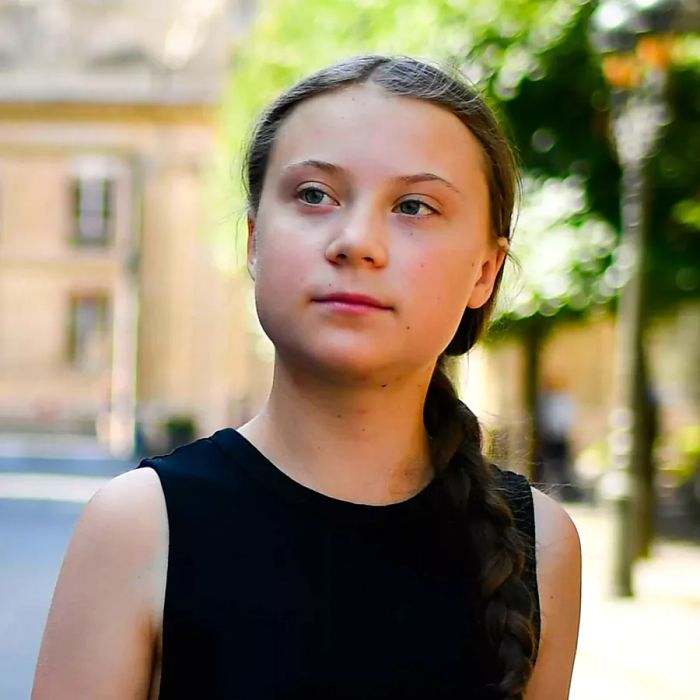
[324,201,388,268]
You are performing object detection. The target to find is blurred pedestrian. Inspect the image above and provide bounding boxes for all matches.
[537,376,580,500]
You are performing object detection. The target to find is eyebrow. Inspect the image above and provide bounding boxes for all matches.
[282,160,462,195]
[283,159,341,176]
[396,172,462,195]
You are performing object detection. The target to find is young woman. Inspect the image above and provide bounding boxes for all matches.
[32,55,581,700]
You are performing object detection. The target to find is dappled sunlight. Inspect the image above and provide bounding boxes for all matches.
[497,176,619,320]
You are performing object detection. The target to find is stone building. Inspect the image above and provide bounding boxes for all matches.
[0,0,269,456]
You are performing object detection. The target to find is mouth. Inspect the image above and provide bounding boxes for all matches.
[312,292,393,311]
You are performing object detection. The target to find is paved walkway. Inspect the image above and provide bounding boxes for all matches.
[0,432,114,460]
[567,503,700,700]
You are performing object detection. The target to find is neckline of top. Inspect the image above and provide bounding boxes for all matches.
[210,427,442,519]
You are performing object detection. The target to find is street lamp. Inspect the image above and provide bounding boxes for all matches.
[591,0,679,597]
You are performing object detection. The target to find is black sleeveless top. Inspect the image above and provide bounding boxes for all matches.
[137,428,540,700]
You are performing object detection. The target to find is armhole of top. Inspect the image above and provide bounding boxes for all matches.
[522,480,541,662]
[135,457,172,585]
[494,467,542,660]
[134,457,172,678]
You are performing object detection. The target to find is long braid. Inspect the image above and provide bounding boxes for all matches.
[425,356,537,699]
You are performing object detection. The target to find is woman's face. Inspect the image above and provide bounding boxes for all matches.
[249,83,505,383]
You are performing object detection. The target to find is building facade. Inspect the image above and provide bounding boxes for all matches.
[0,0,269,456]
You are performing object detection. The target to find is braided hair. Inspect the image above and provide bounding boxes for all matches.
[244,55,537,698]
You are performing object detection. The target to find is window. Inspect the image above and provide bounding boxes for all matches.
[67,293,111,371]
[72,177,114,246]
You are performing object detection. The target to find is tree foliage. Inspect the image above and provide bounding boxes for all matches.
[493,176,617,329]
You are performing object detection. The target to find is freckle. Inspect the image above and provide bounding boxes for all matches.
[406,325,411,330]
[336,413,342,418]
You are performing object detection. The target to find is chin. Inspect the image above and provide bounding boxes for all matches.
[276,335,401,383]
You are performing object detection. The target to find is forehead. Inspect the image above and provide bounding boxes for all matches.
[268,83,488,188]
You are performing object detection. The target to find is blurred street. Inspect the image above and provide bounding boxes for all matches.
[0,443,698,699]
[1,496,86,700]
[0,443,127,700]
[568,502,700,700]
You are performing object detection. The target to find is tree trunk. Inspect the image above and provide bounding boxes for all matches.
[610,150,651,597]
[636,345,658,559]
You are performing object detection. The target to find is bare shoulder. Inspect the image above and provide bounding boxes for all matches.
[60,467,169,596]
[531,487,581,559]
[83,466,167,545]
[525,487,582,700]
[32,467,168,700]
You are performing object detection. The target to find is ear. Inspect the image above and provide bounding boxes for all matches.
[466,241,507,310]
[246,214,257,281]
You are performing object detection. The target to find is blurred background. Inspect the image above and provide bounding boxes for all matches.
[0,0,699,698]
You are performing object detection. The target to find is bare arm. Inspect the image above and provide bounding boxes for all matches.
[525,488,582,700]
[31,467,168,700]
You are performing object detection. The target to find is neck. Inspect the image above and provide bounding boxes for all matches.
[238,355,436,505]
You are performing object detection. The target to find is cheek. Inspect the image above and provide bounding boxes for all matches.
[403,247,477,330]
[253,258,302,353]
[255,212,314,294]
[252,215,319,343]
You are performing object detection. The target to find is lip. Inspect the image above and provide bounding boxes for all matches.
[313,292,392,310]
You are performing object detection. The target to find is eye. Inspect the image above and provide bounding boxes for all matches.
[395,198,437,217]
[297,186,336,206]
